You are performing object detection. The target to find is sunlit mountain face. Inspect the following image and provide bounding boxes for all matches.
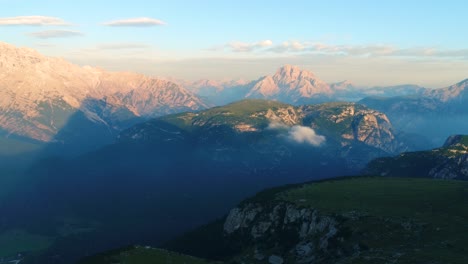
[1,2,468,263]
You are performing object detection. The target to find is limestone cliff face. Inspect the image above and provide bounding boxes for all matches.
[222,202,358,264]
[301,103,403,154]
[0,42,207,142]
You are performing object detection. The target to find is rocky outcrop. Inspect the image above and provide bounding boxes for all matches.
[428,154,468,179]
[222,202,358,263]
[302,103,404,154]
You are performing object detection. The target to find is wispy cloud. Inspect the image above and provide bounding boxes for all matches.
[28,30,84,39]
[0,16,69,26]
[216,40,468,60]
[34,43,56,48]
[96,43,151,50]
[103,17,166,27]
[215,40,273,52]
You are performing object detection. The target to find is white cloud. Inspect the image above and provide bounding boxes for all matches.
[257,40,273,47]
[28,30,83,39]
[266,121,289,130]
[266,121,325,146]
[226,40,273,52]
[288,125,326,146]
[0,16,69,26]
[103,17,166,27]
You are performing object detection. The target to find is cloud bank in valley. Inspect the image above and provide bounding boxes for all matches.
[267,121,325,146]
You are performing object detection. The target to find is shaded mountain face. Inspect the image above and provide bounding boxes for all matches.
[365,135,468,180]
[0,42,207,154]
[2,100,407,263]
[360,79,468,147]
[165,177,468,264]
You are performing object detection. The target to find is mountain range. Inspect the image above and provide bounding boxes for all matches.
[179,65,430,106]
[1,41,468,264]
[0,42,207,155]
[2,42,467,156]
[360,79,468,147]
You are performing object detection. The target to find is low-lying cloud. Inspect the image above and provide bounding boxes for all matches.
[103,17,166,27]
[288,125,326,146]
[267,121,325,146]
[267,121,289,130]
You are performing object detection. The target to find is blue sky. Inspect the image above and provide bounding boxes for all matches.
[1,0,467,87]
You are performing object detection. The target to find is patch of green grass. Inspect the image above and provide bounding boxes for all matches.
[281,177,468,219]
[459,135,468,146]
[279,177,468,264]
[160,99,291,131]
[0,229,54,258]
[79,246,218,264]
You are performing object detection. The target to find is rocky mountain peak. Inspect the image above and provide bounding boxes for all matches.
[274,64,316,80]
[246,65,332,102]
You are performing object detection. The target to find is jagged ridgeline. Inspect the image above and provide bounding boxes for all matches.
[365,135,468,180]
[81,177,468,264]
[0,42,208,156]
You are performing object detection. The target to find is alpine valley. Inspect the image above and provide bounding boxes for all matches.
[0,42,467,264]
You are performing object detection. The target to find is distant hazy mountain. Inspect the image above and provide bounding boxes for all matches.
[181,79,252,106]
[365,135,468,180]
[0,42,207,154]
[183,65,430,106]
[360,79,468,147]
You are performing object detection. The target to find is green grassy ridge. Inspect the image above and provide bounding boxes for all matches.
[282,177,468,218]
[365,135,468,178]
[160,99,292,131]
[460,135,468,145]
[0,229,54,258]
[280,177,468,264]
[166,176,468,264]
[156,100,380,140]
[78,245,217,264]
